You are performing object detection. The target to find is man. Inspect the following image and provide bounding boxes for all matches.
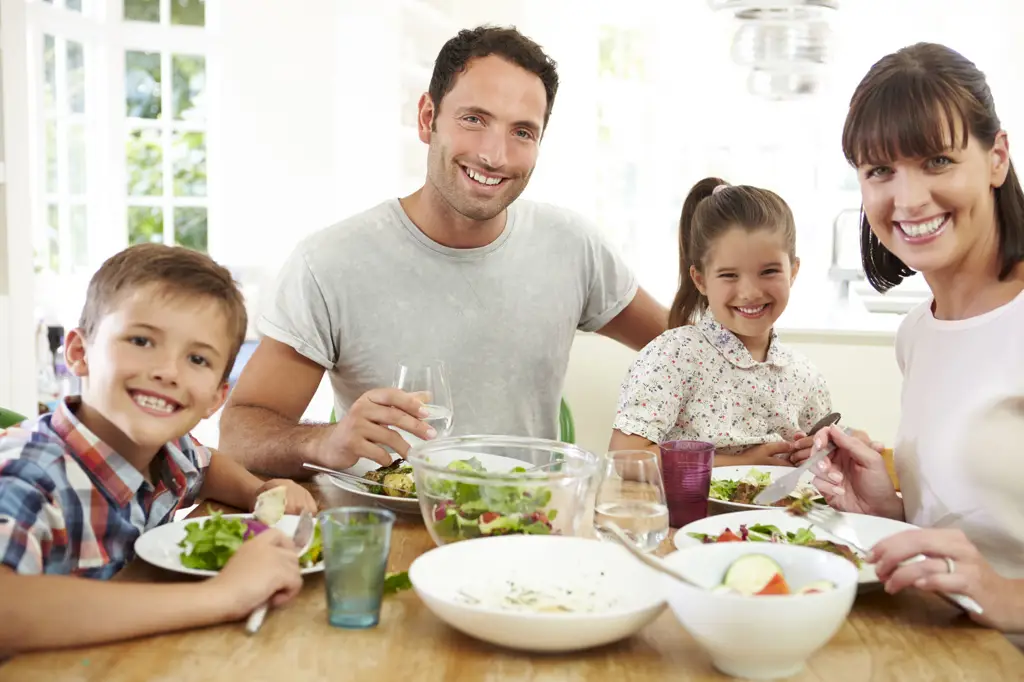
[220,26,668,478]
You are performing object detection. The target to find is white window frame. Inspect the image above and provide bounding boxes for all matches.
[2,0,213,412]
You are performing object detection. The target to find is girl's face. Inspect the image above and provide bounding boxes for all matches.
[856,129,1010,279]
[690,226,798,356]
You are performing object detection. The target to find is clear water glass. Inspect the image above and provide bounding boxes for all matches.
[320,507,396,629]
[593,450,670,552]
[393,360,454,442]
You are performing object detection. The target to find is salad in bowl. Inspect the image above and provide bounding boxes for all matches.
[406,435,599,547]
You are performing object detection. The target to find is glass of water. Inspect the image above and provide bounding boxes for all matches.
[593,450,669,553]
[393,360,454,440]
[320,507,396,629]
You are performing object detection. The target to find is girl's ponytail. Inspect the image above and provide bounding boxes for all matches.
[668,177,728,327]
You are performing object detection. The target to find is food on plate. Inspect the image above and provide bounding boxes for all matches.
[785,491,818,517]
[710,468,823,507]
[712,554,837,597]
[253,485,287,526]
[455,581,616,613]
[687,523,862,568]
[363,459,417,498]
[428,457,557,542]
[178,510,323,571]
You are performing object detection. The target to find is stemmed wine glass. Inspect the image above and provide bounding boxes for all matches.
[392,360,454,445]
[593,450,670,553]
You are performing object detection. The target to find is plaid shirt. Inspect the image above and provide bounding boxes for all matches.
[0,397,211,578]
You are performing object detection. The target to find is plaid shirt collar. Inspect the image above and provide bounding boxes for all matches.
[696,314,792,369]
[50,397,191,507]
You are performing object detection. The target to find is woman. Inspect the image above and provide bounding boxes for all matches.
[805,42,1024,633]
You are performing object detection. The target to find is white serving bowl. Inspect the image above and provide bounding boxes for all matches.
[662,542,858,680]
[408,535,666,653]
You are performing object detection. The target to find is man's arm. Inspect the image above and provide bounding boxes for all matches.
[218,337,332,478]
[219,338,434,478]
[595,287,668,351]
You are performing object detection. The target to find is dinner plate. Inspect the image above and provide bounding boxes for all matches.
[323,449,537,514]
[709,465,822,513]
[134,513,324,577]
[673,508,918,587]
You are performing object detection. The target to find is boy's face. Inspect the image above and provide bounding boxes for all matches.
[66,284,233,460]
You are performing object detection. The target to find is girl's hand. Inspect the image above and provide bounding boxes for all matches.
[723,441,795,467]
[808,425,902,519]
[869,528,1024,631]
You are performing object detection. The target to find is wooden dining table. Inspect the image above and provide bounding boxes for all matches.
[2,478,1023,682]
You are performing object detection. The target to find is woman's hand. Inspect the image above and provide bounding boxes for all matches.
[869,528,1024,632]
[808,425,903,519]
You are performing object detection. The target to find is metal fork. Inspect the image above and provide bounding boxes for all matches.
[798,505,984,615]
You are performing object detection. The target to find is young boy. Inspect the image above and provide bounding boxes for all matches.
[0,244,317,654]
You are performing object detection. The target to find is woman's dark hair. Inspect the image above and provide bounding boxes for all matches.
[668,178,797,328]
[429,25,559,131]
[842,42,1024,293]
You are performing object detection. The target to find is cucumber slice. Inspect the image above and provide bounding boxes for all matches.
[796,580,835,595]
[722,554,784,596]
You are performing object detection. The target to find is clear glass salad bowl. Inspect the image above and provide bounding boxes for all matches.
[406,435,600,547]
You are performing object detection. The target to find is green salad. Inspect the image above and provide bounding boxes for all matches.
[178,510,323,571]
[687,522,862,567]
[428,458,557,543]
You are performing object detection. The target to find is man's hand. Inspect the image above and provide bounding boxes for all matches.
[312,388,436,470]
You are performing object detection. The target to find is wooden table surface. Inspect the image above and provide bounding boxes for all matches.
[3,479,1023,682]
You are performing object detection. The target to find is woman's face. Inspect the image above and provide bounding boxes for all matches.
[856,129,1010,277]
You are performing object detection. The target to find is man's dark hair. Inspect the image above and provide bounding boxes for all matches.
[428,25,559,130]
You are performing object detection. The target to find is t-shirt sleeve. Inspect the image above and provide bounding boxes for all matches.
[0,458,60,576]
[612,332,696,443]
[257,244,337,369]
[576,221,639,333]
[798,369,833,434]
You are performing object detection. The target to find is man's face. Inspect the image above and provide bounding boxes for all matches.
[419,55,547,222]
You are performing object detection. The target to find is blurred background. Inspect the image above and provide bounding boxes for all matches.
[1,0,1020,450]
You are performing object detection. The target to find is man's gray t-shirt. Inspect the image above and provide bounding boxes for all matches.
[258,198,638,440]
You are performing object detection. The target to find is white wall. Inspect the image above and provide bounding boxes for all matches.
[564,331,901,459]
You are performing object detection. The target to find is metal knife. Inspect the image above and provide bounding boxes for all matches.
[753,428,847,506]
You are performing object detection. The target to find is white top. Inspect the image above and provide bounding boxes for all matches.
[258,198,637,440]
[895,289,1024,578]
[613,315,832,454]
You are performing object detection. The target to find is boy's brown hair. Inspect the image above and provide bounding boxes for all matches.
[79,244,248,382]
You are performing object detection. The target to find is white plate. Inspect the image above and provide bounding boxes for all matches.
[324,450,535,515]
[673,508,918,586]
[709,465,821,513]
[409,535,666,653]
[134,513,323,577]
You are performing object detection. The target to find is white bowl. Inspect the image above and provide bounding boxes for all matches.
[662,542,857,680]
[408,535,666,653]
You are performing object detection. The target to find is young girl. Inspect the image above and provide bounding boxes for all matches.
[609,177,832,467]
[807,42,1024,634]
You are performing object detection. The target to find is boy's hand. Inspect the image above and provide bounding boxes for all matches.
[254,479,317,516]
[209,529,304,620]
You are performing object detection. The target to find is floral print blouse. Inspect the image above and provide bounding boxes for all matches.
[613,315,832,454]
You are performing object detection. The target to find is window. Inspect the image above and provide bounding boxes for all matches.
[123,0,208,252]
[34,31,90,275]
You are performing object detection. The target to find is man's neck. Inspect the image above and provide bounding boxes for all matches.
[400,185,507,249]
